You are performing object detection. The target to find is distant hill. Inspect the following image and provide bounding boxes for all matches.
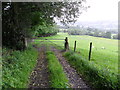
[58,20,118,33]
[74,20,118,32]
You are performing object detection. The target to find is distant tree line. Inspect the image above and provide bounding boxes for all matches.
[112,34,119,39]
[68,27,119,39]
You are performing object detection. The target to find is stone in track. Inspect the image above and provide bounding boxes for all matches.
[51,46,91,89]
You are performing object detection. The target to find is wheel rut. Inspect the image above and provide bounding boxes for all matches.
[51,46,91,89]
[28,44,91,89]
[28,45,49,88]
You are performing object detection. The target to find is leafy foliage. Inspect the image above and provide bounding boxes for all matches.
[33,23,58,37]
[2,2,86,50]
[2,45,38,88]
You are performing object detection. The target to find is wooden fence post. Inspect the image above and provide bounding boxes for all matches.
[88,42,92,61]
[64,37,69,51]
[74,41,76,52]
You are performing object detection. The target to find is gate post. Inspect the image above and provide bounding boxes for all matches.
[64,37,69,51]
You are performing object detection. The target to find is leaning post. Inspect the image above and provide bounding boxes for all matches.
[88,42,92,61]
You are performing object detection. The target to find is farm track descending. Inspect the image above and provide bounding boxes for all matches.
[51,46,91,89]
[28,45,49,88]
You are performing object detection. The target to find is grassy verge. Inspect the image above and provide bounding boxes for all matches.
[2,45,38,89]
[35,33,118,75]
[64,51,118,89]
[46,51,69,88]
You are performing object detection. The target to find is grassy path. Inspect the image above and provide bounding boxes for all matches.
[28,43,91,89]
[28,45,50,88]
[50,46,91,89]
[46,51,69,88]
[32,34,118,89]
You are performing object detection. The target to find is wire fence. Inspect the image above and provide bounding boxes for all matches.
[34,37,93,60]
[33,38,66,49]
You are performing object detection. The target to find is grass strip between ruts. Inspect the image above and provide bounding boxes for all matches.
[46,51,69,88]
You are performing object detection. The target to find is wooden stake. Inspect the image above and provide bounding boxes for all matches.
[88,42,92,61]
[74,41,76,52]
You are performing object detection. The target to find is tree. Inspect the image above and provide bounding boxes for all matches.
[104,32,111,39]
[93,31,99,37]
[113,34,118,39]
[2,2,87,50]
[113,33,120,40]
[2,3,33,50]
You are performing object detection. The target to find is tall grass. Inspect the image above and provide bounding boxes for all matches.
[46,51,69,88]
[2,45,38,89]
[64,51,118,89]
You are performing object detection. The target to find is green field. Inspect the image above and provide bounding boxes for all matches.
[35,32,118,75]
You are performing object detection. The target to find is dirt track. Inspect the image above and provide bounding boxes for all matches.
[28,45,49,88]
[51,46,91,89]
[28,44,91,89]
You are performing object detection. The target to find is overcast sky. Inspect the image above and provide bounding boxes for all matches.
[76,0,119,22]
